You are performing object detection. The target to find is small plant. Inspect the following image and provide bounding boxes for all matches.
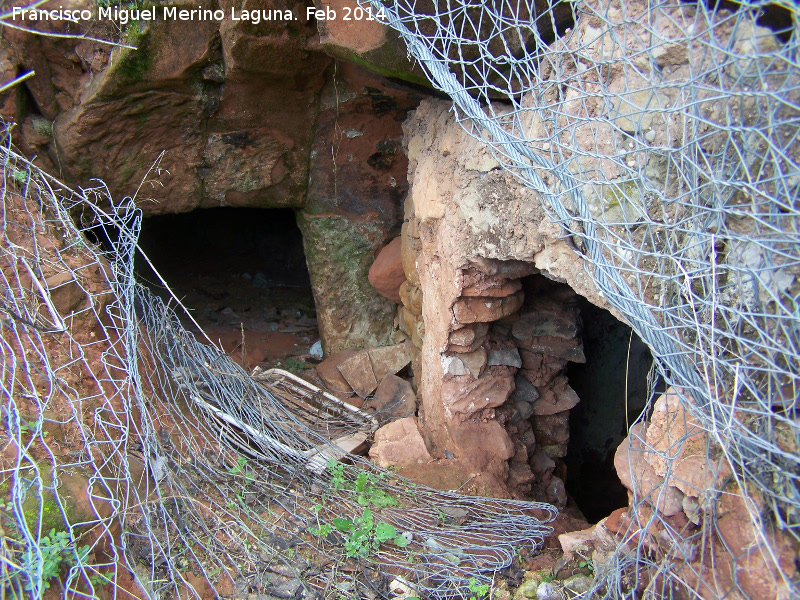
[466,577,490,600]
[325,460,398,508]
[330,508,409,558]
[353,471,398,508]
[308,504,333,538]
[228,456,256,484]
[284,357,307,373]
[578,559,595,575]
[328,459,347,490]
[0,527,92,593]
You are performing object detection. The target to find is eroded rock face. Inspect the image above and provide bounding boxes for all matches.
[298,62,424,353]
[25,0,330,215]
[311,0,428,86]
[3,0,430,354]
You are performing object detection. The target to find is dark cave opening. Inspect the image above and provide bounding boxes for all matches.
[134,207,318,369]
[565,297,654,523]
[511,275,652,520]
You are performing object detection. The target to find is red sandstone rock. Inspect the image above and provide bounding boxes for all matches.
[518,351,568,386]
[460,271,523,297]
[507,461,535,491]
[441,348,487,378]
[450,420,516,469]
[517,335,586,363]
[337,351,378,397]
[398,305,425,348]
[531,375,581,415]
[452,291,524,323]
[369,417,432,468]
[715,488,798,599]
[440,371,515,421]
[363,374,417,420]
[643,387,732,498]
[532,412,571,447]
[368,341,415,381]
[45,270,88,315]
[368,237,405,303]
[398,280,422,315]
[614,423,684,517]
[316,349,358,395]
[447,323,489,352]
[512,308,579,340]
[400,218,421,286]
[559,526,596,554]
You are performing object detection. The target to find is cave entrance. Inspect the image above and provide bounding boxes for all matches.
[565,296,654,522]
[515,274,653,522]
[135,207,318,370]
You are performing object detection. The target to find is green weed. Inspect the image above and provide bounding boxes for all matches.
[330,508,408,558]
[467,577,489,600]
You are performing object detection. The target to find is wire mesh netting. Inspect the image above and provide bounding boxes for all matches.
[0,125,557,599]
[362,0,800,597]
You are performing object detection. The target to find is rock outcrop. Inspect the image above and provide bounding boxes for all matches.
[1,0,426,354]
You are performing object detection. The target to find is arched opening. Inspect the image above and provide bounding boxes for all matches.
[511,274,653,521]
[135,207,318,370]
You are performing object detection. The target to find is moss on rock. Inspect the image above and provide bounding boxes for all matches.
[298,213,396,354]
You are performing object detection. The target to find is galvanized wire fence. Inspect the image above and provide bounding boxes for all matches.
[0,126,556,599]
[365,0,799,597]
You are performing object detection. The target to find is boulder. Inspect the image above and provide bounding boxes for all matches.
[519,351,568,386]
[337,351,378,397]
[643,388,731,497]
[510,374,540,404]
[512,308,579,340]
[487,347,522,368]
[517,335,586,363]
[368,237,405,303]
[441,371,515,422]
[558,526,596,554]
[398,305,425,348]
[532,412,571,446]
[441,348,487,378]
[614,422,684,517]
[398,280,422,315]
[369,417,432,468]
[311,0,429,86]
[460,270,523,297]
[277,61,424,354]
[363,374,417,421]
[447,323,489,352]
[315,348,357,395]
[368,341,415,381]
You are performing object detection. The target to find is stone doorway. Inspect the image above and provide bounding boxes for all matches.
[135,207,319,370]
[564,296,654,522]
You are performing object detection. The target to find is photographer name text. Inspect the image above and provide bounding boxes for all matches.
[11,5,387,25]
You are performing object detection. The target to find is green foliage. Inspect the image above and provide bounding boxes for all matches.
[466,577,489,600]
[228,456,256,484]
[353,471,398,508]
[0,520,92,593]
[328,459,347,489]
[328,508,408,558]
[578,559,595,575]
[326,460,398,508]
[284,357,308,374]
